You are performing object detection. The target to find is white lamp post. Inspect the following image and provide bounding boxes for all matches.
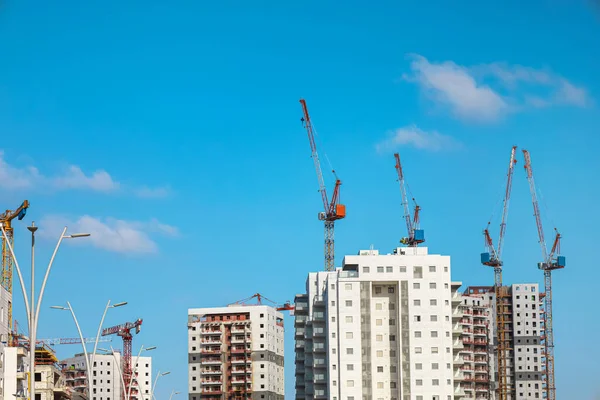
[51,300,126,399]
[0,221,89,400]
[98,345,156,400]
[151,371,170,400]
[168,390,181,400]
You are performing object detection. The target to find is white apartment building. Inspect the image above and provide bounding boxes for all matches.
[451,284,495,400]
[187,304,285,400]
[62,351,152,400]
[295,246,455,400]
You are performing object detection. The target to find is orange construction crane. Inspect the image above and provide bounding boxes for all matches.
[523,149,564,400]
[480,146,517,400]
[0,200,30,341]
[394,153,424,246]
[299,99,346,271]
[102,319,143,400]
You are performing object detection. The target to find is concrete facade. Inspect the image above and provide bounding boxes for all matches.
[188,304,285,400]
[295,246,455,400]
[62,352,152,400]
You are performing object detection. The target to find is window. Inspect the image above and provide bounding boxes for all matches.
[345,283,352,290]
[430,315,438,322]
[400,266,406,272]
[415,331,422,338]
[376,303,382,310]
[390,365,397,373]
[260,313,264,318]
[444,266,448,272]
[35,373,41,382]
[389,303,395,310]
[376,319,383,326]
[413,266,423,278]
[347,348,354,355]
[431,331,438,338]
[363,266,370,273]
[346,380,355,387]
[331,300,336,306]
[331,317,336,322]
[346,332,353,339]
[429,266,436,272]
[346,316,353,323]
[415,379,423,386]
[415,347,422,354]
[390,381,397,389]
[345,300,353,307]
[388,287,395,293]
[432,379,439,386]
[376,334,383,341]
[347,364,354,371]
[377,366,384,373]
[432,363,439,370]
[377,266,384,273]
[431,347,439,354]
[390,335,396,341]
[444,283,449,289]
[331,284,335,290]
[414,299,421,306]
[376,350,383,357]
[332,348,337,354]
[375,286,382,294]
[389,319,396,325]
[430,282,437,289]
[415,363,422,370]
[386,266,393,273]
[430,299,437,306]
[413,282,420,289]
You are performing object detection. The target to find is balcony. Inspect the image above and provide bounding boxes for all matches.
[231,358,251,364]
[200,348,221,355]
[201,358,222,365]
[202,380,223,385]
[201,337,222,345]
[200,329,222,335]
[231,326,248,334]
[231,348,251,354]
[296,328,306,337]
[202,369,222,375]
[201,390,223,395]
[313,296,325,307]
[231,368,250,374]
[231,336,250,344]
[460,318,472,325]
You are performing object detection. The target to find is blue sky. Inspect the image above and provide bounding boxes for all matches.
[1,0,599,398]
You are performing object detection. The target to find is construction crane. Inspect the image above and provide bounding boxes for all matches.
[523,149,565,400]
[480,146,517,400]
[230,293,295,312]
[299,99,346,271]
[394,153,424,246]
[0,200,30,340]
[102,319,143,400]
[38,337,113,346]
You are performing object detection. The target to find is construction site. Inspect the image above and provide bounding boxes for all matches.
[1,99,566,400]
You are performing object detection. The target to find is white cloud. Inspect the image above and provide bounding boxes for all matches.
[0,151,170,197]
[375,125,462,153]
[38,215,179,254]
[405,55,508,122]
[404,54,590,122]
[52,165,119,192]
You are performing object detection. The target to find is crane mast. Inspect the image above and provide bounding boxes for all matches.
[481,146,517,400]
[0,200,29,342]
[102,318,143,400]
[299,99,346,271]
[394,153,424,246]
[522,149,565,400]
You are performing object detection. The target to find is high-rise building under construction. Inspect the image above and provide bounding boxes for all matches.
[188,304,285,400]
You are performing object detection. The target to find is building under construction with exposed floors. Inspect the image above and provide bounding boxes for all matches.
[188,304,285,400]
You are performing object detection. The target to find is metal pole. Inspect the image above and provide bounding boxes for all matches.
[93,300,112,368]
[0,225,31,327]
[28,222,37,400]
[128,346,146,400]
[109,345,128,400]
[67,301,93,399]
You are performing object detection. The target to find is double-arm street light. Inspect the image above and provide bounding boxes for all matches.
[151,371,171,400]
[0,221,90,400]
[51,300,127,399]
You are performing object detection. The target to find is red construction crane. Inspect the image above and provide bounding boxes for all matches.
[394,153,424,246]
[229,293,295,313]
[299,99,346,271]
[480,145,517,400]
[523,149,565,400]
[102,319,143,400]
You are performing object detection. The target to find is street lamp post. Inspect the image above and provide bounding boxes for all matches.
[51,300,126,399]
[128,345,157,400]
[168,390,181,400]
[151,371,171,400]
[0,221,90,400]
